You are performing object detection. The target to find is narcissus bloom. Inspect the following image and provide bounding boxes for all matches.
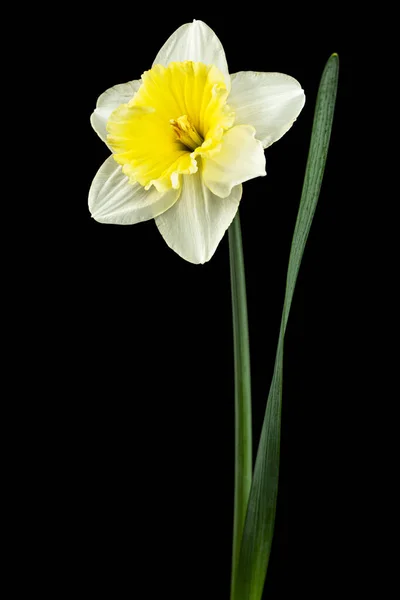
[89,20,305,264]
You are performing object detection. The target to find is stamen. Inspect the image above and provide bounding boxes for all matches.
[170,115,204,151]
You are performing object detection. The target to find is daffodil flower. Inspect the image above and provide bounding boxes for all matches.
[89,20,305,264]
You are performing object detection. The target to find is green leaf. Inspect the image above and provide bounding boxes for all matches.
[233,53,339,600]
[228,211,253,600]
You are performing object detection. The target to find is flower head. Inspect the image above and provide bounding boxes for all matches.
[89,20,305,264]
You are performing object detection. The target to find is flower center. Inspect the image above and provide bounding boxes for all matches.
[170,115,204,151]
[107,61,235,193]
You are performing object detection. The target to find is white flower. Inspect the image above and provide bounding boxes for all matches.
[89,20,305,264]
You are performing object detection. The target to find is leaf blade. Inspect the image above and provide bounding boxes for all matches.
[234,53,339,600]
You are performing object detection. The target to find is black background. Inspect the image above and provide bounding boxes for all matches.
[48,6,354,598]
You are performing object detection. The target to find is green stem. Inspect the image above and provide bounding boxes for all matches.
[228,211,253,600]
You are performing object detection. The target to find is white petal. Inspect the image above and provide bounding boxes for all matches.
[202,125,266,198]
[155,171,242,264]
[90,80,142,143]
[89,156,179,224]
[153,20,230,88]
[229,72,305,148]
